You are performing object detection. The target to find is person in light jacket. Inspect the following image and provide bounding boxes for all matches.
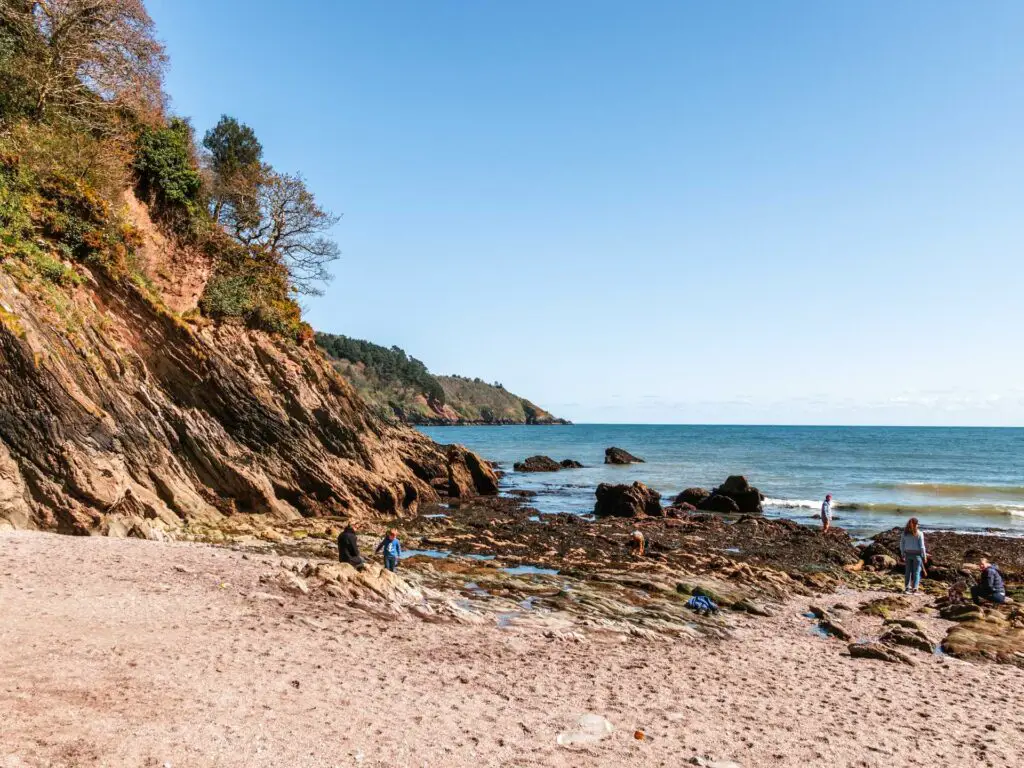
[899,517,927,594]
[820,494,833,533]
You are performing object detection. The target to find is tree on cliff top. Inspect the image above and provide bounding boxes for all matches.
[202,115,263,226]
[225,169,340,296]
[0,0,166,127]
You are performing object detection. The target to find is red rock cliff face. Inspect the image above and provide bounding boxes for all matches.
[0,256,496,538]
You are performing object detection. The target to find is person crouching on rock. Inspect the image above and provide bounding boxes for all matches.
[376,528,402,572]
[971,557,1012,605]
[337,524,366,570]
[629,530,646,558]
[899,517,927,594]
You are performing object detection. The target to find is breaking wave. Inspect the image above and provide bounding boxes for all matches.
[870,482,1024,499]
[762,497,1024,518]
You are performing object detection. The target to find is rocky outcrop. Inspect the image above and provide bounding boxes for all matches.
[604,447,644,465]
[0,262,496,537]
[866,528,1024,582]
[594,482,663,518]
[848,641,915,666]
[699,494,740,513]
[675,488,710,507]
[512,456,583,472]
[939,602,1024,666]
[442,445,500,499]
[513,455,562,473]
[697,475,764,515]
[880,625,935,654]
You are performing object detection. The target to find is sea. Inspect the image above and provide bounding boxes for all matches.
[419,424,1024,539]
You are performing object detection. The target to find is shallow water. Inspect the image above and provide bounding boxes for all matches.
[421,424,1024,536]
[502,565,560,576]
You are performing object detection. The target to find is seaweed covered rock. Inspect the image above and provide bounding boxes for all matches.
[699,494,740,513]
[940,603,1024,665]
[594,482,662,518]
[513,455,562,473]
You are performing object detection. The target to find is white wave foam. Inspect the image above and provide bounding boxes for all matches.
[762,498,821,510]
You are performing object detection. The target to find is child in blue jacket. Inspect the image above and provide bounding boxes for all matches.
[375,528,402,572]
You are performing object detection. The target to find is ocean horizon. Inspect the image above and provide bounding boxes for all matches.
[420,424,1024,537]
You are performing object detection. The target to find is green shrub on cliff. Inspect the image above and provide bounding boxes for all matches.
[135,119,203,213]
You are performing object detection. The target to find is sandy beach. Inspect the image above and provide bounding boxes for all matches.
[2,531,1023,768]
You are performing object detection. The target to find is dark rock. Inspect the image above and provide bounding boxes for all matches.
[594,482,662,518]
[698,494,740,514]
[604,447,644,465]
[666,502,696,518]
[703,475,764,514]
[513,455,562,473]
[719,475,751,495]
[674,488,710,507]
[728,489,764,514]
[860,540,900,571]
[849,641,916,666]
[559,459,583,469]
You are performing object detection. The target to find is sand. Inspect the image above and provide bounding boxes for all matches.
[2,530,1023,767]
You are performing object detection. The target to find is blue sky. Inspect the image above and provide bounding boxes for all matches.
[147,1,1024,425]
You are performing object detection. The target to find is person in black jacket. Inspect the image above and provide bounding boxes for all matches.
[337,524,365,570]
[971,557,1011,605]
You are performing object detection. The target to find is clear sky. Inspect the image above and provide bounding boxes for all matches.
[147,1,1024,426]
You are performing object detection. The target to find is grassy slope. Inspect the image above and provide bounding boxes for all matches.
[319,349,566,425]
[437,375,564,424]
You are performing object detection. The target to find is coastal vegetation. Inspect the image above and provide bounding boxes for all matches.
[0,0,338,342]
[316,331,567,425]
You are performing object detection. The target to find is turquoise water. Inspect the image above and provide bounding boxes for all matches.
[420,425,1024,537]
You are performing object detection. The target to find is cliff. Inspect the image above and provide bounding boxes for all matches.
[0,196,497,539]
[317,333,569,426]
[0,1,501,539]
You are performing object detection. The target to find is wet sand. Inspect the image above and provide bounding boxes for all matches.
[2,530,1023,767]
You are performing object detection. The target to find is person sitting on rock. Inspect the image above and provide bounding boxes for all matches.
[629,530,645,557]
[820,494,833,533]
[971,557,1012,605]
[375,528,402,572]
[337,524,365,570]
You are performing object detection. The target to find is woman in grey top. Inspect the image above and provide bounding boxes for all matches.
[899,517,927,594]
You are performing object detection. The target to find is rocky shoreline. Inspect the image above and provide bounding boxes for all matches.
[198,458,1024,667]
